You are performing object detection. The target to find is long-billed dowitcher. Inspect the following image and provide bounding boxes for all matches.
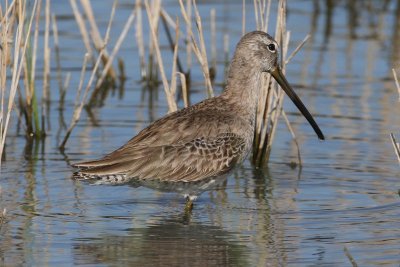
[73,31,324,211]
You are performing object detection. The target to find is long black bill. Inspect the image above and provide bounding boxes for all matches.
[270,67,325,140]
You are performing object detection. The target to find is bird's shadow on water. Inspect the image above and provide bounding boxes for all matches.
[71,214,249,267]
[69,163,295,267]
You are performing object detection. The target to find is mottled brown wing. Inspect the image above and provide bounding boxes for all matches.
[75,133,247,182]
[72,97,246,169]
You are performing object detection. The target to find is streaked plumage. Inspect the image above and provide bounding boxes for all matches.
[72,31,324,202]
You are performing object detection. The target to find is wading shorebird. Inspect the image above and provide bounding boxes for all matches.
[73,31,324,212]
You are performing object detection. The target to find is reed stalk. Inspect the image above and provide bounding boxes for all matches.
[87,0,131,106]
[391,70,400,165]
[390,133,400,165]
[285,34,311,65]
[0,207,6,228]
[43,0,50,104]
[210,8,216,81]
[52,14,63,100]
[160,11,185,75]
[223,33,230,76]
[252,0,303,166]
[21,0,43,138]
[144,0,177,112]
[178,72,189,108]
[59,52,99,149]
[170,19,180,99]
[393,68,400,101]
[79,0,117,81]
[179,0,213,97]
[70,0,94,63]
[185,0,192,71]
[147,0,161,82]
[135,0,147,79]
[42,0,51,133]
[94,9,135,89]
[344,246,359,267]
[242,0,246,36]
[0,0,39,164]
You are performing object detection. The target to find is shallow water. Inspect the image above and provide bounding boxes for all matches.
[1,0,400,266]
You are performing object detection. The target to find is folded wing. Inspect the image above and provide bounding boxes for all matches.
[73,133,246,182]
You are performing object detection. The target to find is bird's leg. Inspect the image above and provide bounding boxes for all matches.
[184,196,194,213]
[181,195,195,224]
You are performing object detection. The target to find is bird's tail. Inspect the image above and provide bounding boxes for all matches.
[72,171,129,185]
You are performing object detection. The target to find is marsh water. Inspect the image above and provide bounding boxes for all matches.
[1,1,400,266]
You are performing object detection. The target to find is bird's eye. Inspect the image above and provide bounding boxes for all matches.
[268,43,276,52]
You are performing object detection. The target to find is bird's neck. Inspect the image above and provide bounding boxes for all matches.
[221,58,262,115]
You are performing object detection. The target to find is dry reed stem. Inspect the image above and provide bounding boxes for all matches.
[253,5,276,163]
[21,0,43,136]
[148,0,162,62]
[159,10,186,42]
[0,1,16,26]
[253,0,293,165]
[63,72,72,97]
[390,133,400,165]
[0,208,6,227]
[170,19,180,98]
[263,0,272,32]
[75,56,90,109]
[392,68,400,101]
[0,3,8,161]
[286,34,310,65]
[29,0,42,105]
[210,8,216,72]
[60,52,102,149]
[253,0,259,30]
[135,0,146,78]
[179,0,213,97]
[104,0,118,45]
[43,0,51,103]
[242,0,246,36]
[178,72,189,108]
[70,0,94,62]
[253,75,273,164]
[95,9,135,89]
[51,14,64,96]
[185,0,192,70]
[223,33,229,68]
[0,0,39,163]
[193,0,213,97]
[149,0,159,48]
[160,8,191,80]
[263,4,289,159]
[344,246,358,267]
[41,0,51,135]
[80,0,117,80]
[257,0,264,30]
[144,0,177,112]
[160,11,185,76]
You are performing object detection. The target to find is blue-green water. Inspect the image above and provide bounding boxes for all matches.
[1,1,399,266]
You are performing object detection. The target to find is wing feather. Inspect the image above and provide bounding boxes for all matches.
[76,133,247,182]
